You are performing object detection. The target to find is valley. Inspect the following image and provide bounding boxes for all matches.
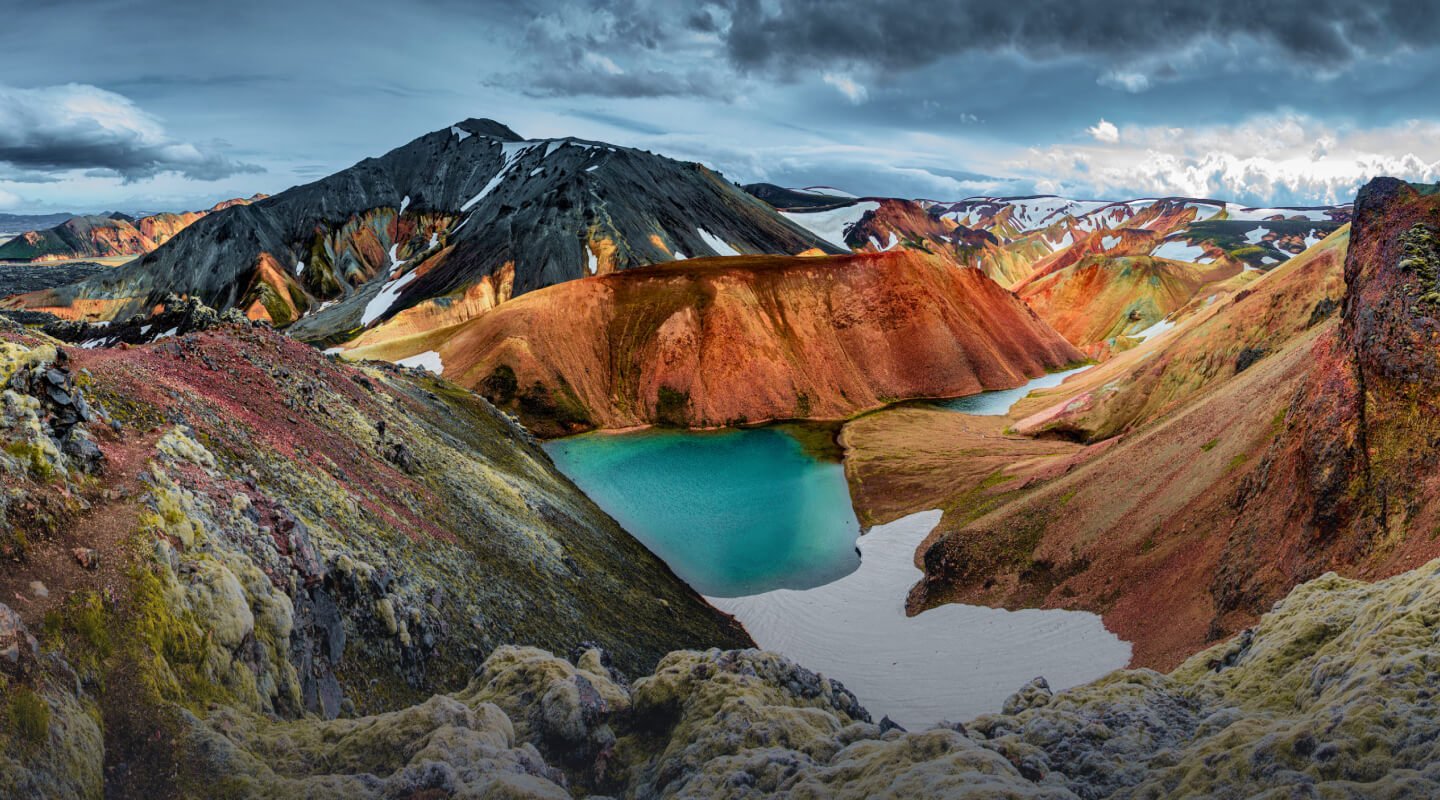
[5,113,1440,799]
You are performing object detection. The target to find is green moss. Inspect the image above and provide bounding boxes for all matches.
[8,687,50,747]
[128,566,222,708]
[1227,453,1249,473]
[1200,438,1219,452]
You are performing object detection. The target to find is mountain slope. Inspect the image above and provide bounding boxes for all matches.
[341,250,1085,434]
[5,119,837,337]
[0,197,264,263]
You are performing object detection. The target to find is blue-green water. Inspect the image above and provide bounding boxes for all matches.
[544,427,861,597]
[936,365,1093,415]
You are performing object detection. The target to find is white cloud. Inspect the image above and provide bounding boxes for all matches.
[0,187,18,209]
[582,52,625,76]
[0,83,261,182]
[1087,119,1120,143]
[822,73,868,104]
[1005,114,1440,205]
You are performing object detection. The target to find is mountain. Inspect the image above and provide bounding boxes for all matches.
[338,250,1086,434]
[0,212,76,237]
[4,119,838,337]
[0,197,266,263]
[761,190,1350,293]
[837,179,1440,669]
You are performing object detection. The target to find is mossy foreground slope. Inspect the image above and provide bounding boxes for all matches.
[0,314,747,797]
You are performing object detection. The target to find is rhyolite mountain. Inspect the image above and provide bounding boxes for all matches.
[0,197,265,263]
[5,119,838,339]
[341,249,1086,434]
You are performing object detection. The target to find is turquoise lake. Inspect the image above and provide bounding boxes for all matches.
[544,427,861,597]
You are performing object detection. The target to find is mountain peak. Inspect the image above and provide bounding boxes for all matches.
[451,118,522,141]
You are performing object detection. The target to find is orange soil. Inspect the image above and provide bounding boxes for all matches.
[347,250,1085,431]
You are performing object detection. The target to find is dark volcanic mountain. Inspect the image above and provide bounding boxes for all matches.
[6,119,838,340]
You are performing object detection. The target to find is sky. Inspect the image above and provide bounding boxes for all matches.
[2,0,1439,213]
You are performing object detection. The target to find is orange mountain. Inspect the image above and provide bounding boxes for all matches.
[342,250,1085,434]
[0,195,267,263]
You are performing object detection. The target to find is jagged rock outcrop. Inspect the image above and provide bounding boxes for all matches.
[340,250,1085,434]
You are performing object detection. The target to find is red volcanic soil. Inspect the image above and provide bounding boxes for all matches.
[347,250,1085,433]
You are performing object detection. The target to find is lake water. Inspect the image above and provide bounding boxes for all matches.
[544,427,861,597]
[544,389,1132,726]
[935,365,1093,415]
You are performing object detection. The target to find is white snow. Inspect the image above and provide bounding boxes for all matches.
[139,325,152,335]
[461,141,539,211]
[1261,256,1280,265]
[450,126,472,141]
[1132,317,1175,342]
[360,244,414,326]
[1048,231,1074,251]
[585,165,600,173]
[323,346,346,356]
[295,260,305,275]
[1101,234,1122,250]
[399,195,410,215]
[792,185,859,199]
[1244,226,1269,245]
[396,350,444,374]
[697,227,740,257]
[544,140,565,158]
[1303,231,1324,249]
[529,167,544,177]
[672,250,687,261]
[1229,205,1339,222]
[780,201,880,250]
[1151,239,1207,262]
[710,510,1131,728]
[154,327,179,341]
[428,232,439,249]
[586,247,599,275]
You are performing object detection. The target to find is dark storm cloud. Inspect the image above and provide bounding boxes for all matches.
[0,83,263,182]
[721,0,1440,78]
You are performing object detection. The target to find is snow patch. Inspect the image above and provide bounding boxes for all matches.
[360,244,413,326]
[295,260,305,276]
[697,227,740,257]
[461,141,539,211]
[586,247,598,275]
[1151,239,1207,262]
[710,510,1130,728]
[544,140,565,158]
[450,126,472,141]
[780,201,880,250]
[396,350,444,374]
[1101,234,1122,250]
[1244,226,1269,245]
[399,195,410,214]
[1132,317,1175,342]
[585,165,600,173]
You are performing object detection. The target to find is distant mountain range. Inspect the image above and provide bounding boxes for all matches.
[0,196,266,263]
[0,212,76,237]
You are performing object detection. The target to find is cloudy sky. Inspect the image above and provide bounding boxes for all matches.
[2,0,1439,213]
